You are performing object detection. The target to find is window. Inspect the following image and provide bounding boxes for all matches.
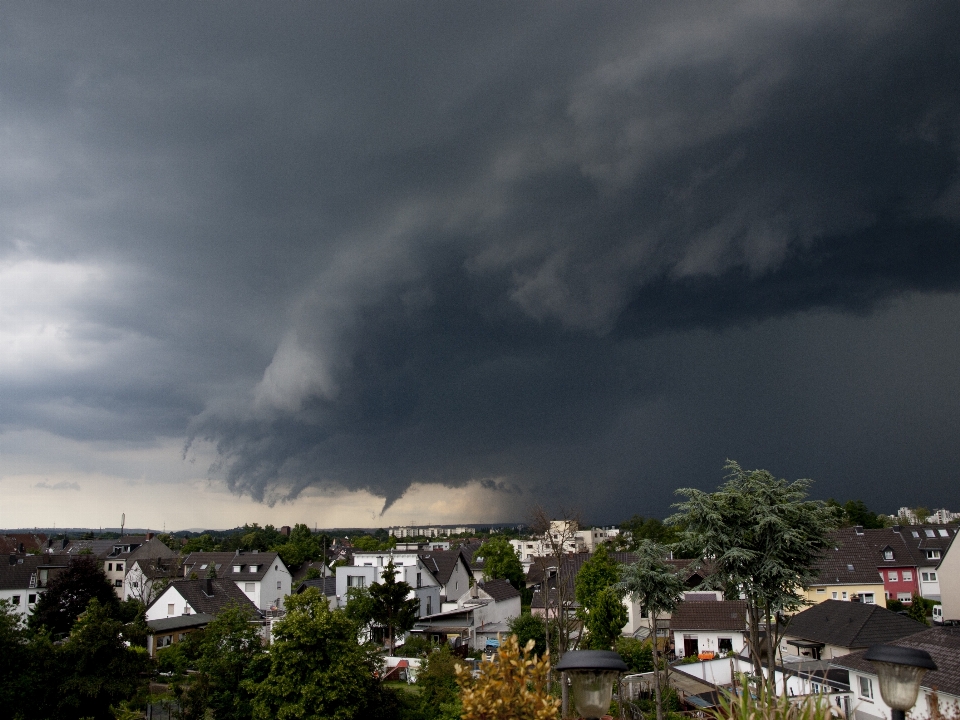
[416,572,422,588]
[898,593,912,602]
[862,593,875,604]
[889,571,898,581]
[426,596,432,615]
[116,564,123,572]
[832,592,838,599]
[926,529,935,537]
[11,595,20,605]
[168,604,175,615]
[347,575,365,588]
[277,580,281,590]
[377,557,383,566]
[859,676,874,700]
[245,583,255,592]
[884,550,894,561]
[200,564,207,570]
[903,571,913,582]
[114,579,123,587]
[816,588,825,594]
[718,638,733,652]
[842,592,847,600]
[108,563,113,571]
[939,529,949,537]
[28,594,37,604]
[234,565,242,573]
[912,531,920,538]
[927,550,941,560]
[923,572,937,582]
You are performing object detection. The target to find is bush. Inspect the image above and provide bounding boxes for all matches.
[615,636,653,673]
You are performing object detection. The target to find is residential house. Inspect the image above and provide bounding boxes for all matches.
[410,579,521,651]
[61,534,167,599]
[458,541,486,580]
[0,533,49,555]
[417,549,473,604]
[124,555,180,605]
[335,551,441,618]
[937,530,960,622]
[145,614,214,658]
[145,577,263,657]
[575,527,620,553]
[805,529,888,605]
[832,626,960,720]
[181,551,292,612]
[780,599,927,661]
[109,537,178,600]
[0,554,70,619]
[290,559,334,587]
[669,599,749,659]
[294,575,338,609]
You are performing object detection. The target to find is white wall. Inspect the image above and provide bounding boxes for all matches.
[256,559,291,611]
[673,629,746,659]
[146,586,193,620]
[844,671,960,720]
[0,588,40,619]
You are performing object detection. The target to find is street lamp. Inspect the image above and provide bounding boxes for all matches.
[555,650,628,720]
[863,645,938,720]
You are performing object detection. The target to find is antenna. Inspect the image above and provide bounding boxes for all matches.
[120,513,125,538]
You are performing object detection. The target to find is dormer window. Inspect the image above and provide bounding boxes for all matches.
[883,549,894,561]
[234,565,242,573]
[927,549,941,560]
[250,564,260,573]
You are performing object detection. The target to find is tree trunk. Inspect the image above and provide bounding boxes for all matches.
[764,602,776,696]
[747,599,763,679]
[652,612,663,720]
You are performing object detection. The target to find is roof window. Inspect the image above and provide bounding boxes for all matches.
[925,529,935,537]
[912,531,920,538]
[847,564,854,571]
[939,529,949,537]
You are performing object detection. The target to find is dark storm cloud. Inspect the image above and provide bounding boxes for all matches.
[3,2,960,518]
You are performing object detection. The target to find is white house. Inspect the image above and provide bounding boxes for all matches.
[0,555,70,620]
[145,577,262,621]
[417,549,473,604]
[669,598,748,659]
[411,579,522,651]
[181,551,292,612]
[831,627,960,720]
[336,551,442,618]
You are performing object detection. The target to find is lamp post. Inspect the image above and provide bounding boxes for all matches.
[555,650,628,720]
[863,645,938,720]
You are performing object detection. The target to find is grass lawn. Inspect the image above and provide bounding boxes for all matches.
[383,680,421,695]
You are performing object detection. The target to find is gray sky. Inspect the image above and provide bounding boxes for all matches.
[2,2,960,531]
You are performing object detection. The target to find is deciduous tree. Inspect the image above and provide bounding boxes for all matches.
[251,588,384,720]
[475,535,524,589]
[28,555,121,638]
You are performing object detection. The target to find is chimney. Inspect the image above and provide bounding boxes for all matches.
[204,578,213,595]
[8,554,16,565]
[280,526,291,537]
[146,532,154,541]
[892,525,902,533]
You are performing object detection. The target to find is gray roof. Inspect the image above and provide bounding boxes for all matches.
[182,551,283,581]
[831,626,960,697]
[151,578,262,618]
[0,554,70,590]
[478,579,520,602]
[296,576,337,596]
[669,599,748,632]
[418,549,471,585]
[147,613,215,632]
[783,600,927,650]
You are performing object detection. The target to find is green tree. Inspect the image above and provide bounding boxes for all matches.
[55,598,152,720]
[670,460,838,693]
[826,499,886,529]
[474,536,524,589]
[182,534,219,553]
[615,636,653,673]
[616,515,681,550]
[28,555,121,638]
[619,540,685,720]
[416,644,465,720]
[0,600,34,719]
[582,586,628,650]
[184,602,268,720]
[906,594,930,626]
[575,544,627,649]
[251,588,385,720]
[508,612,548,657]
[369,559,420,654]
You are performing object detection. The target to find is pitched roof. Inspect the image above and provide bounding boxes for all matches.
[147,613,215,632]
[0,554,70,590]
[831,626,960,697]
[295,576,337,596]
[291,560,332,584]
[525,551,702,595]
[182,551,282,581]
[783,600,927,649]
[154,578,262,617]
[126,538,177,563]
[812,526,959,586]
[131,556,180,580]
[417,550,470,585]
[478,579,520,602]
[0,533,48,555]
[669,599,748,631]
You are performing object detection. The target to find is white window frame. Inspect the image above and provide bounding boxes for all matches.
[859,676,873,700]
[861,593,875,604]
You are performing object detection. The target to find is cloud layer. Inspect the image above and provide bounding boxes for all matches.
[2,2,960,522]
